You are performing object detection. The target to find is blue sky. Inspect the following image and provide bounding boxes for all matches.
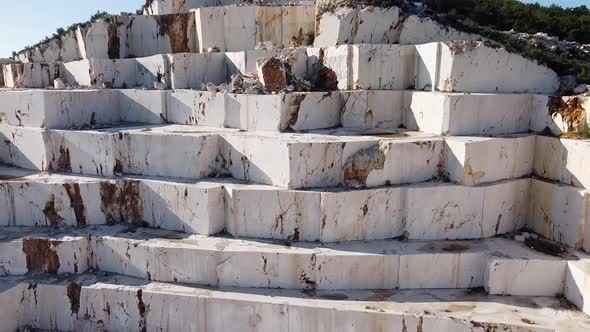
[0,0,143,57]
[0,0,587,57]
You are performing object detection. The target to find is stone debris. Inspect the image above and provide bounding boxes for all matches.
[53,78,66,89]
[256,57,288,92]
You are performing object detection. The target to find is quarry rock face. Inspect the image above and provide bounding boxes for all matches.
[1,0,590,331]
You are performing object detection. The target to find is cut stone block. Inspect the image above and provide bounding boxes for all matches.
[530,95,590,136]
[0,89,118,129]
[166,90,227,126]
[127,13,197,56]
[118,89,167,124]
[566,260,590,315]
[0,225,585,298]
[45,129,122,177]
[421,41,559,93]
[169,53,227,89]
[6,273,590,332]
[241,92,341,131]
[315,6,402,47]
[405,92,533,136]
[341,136,443,188]
[0,230,90,275]
[195,6,257,52]
[403,179,529,241]
[445,135,534,186]
[314,7,357,47]
[1,63,59,88]
[280,5,314,47]
[534,136,590,189]
[0,125,48,170]
[0,167,227,234]
[485,239,568,296]
[120,126,223,179]
[351,44,415,90]
[14,29,83,63]
[399,16,482,45]
[340,90,404,129]
[527,179,589,250]
[222,131,443,189]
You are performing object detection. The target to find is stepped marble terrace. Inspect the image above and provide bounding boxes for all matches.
[1,0,590,331]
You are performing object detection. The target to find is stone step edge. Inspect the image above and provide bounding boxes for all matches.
[2,272,588,332]
[0,224,586,295]
[0,165,532,240]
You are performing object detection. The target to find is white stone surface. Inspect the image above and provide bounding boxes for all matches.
[166,90,226,126]
[445,135,534,186]
[527,179,589,250]
[169,53,226,89]
[314,7,358,47]
[0,226,577,293]
[46,129,121,176]
[432,41,559,93]
[341,136,443,188]
[403,179,529,241]
[405,92,533,135]
[566,260,590,315]
[534,136,590,189]
[315,6,401,47]
[351,44,415,90]
[5,273,590,331]
[119,90,167,124]
[399,16,482,45]
[0,125,47,170]
[340,90,404,129]
[0,167,227,234]
[121,126,222,179]
[1,63,59,88]
[485,239,567,296]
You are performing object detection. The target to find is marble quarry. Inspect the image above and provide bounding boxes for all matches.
[0,0,590,331]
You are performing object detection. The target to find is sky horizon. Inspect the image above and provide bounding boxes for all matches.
[0,0,587,58]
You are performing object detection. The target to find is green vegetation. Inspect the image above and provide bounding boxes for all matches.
[421,0,590,84]
[422,0,590,44]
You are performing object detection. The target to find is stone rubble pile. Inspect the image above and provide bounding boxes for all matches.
[0,0,590,331]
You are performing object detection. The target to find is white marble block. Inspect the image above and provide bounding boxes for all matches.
[351,44,415,90]
[534,136,590,189]
[244,92,341,131]
[340,90,404,129]
[169,53,226,89]
[280,5,315,47]
[0,125,48,170]
[566,260,590,315]
[195,6,257,52]
[445,135,534,186]
[118,89,167,124]
[121,127,222,179]
[166,90,226,126]
[1,63,58,88]
[315,6,400,47]
[485,240,567,296]
[528,179,589,249]
[314,7,358,47]
[399,16,482,45]
[140,178,226,234]
[341,137,443,188]
[404,179,529,240]
[405,92,533,136]
[434,41,559,93]
[0,233,90,275]
[46,129,121,177]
